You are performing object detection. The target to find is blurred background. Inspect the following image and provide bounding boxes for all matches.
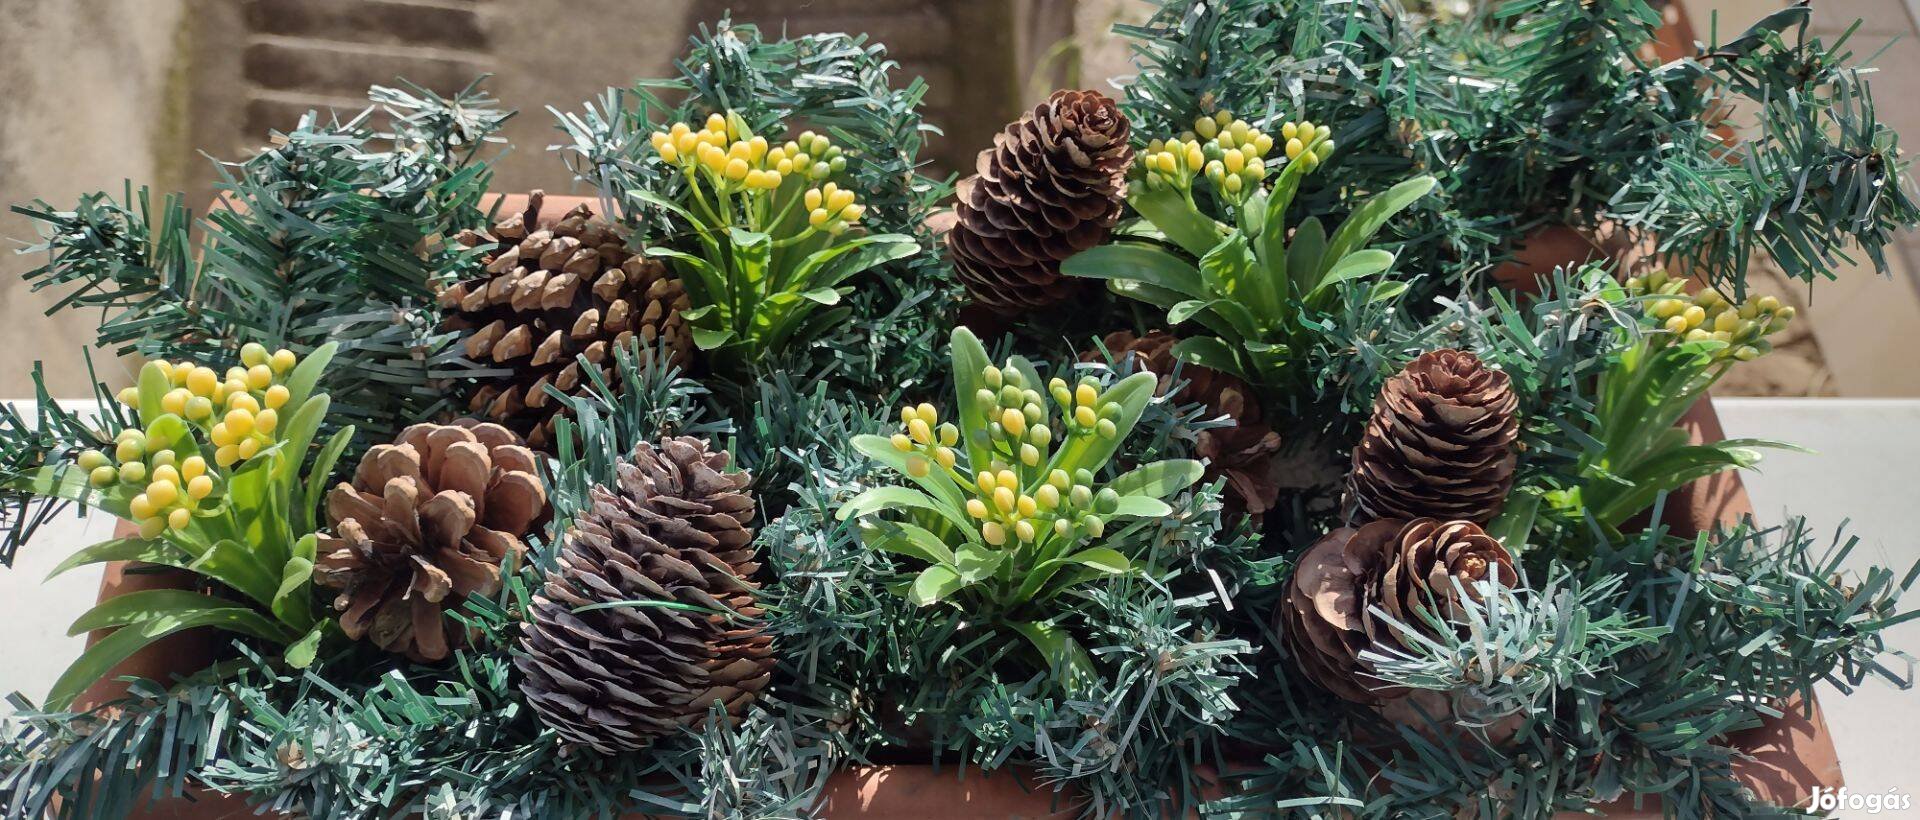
[3,0,1920,810]
[7,0,1920,402]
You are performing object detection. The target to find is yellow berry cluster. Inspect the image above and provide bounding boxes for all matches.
[1624,270,1796,362]
[113,343,300,467]
[887,364,1127,549]
[1135,111,1334,202]
[649,113,865,235]
[78,433,215,538]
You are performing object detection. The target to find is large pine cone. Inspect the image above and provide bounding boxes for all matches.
[947,89,1133,312]
[1346,349,1519,525]
[1278,518,1516,704]
[317,421,547,662]
[516,437,773,753]
[1090,331,1281,515]
[441,191,693,450]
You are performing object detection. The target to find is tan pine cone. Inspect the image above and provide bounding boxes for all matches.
[516,436,773,753]
[946,89,1133,312]
[316,420,547,662]
[441,191,693,451]
[1345,349,1519,525]
[1278,518,1517,705]
[1089,331,1281,516]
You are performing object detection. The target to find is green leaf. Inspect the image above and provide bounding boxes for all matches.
[136,361,171,425]
[1168,300,1219,325]
[1107,460,1204,499]
[858,519,956,565]
[282,341,338,417]
[301,427,355,535]
[1060,243,1208,300]
[46,605,291,710]
[187,539,283,608]
[1051,371,1157,476]
[848,434,968,513]
[1319,175,1435,278]
[691,327,737,350]
[950,326,997,471]
[67,589,293,641]
[1281,216,1326,295]
[1008,620,1096,692]
[46,537,191,580]
[284,620,329,669]
[838,484,973,533]
[1169,337,1250,380]
[1367,280,1410,303]
[797,287,841,305]
[1062,547,1129,574]
[1127,186,1227,257]
[953,542,1005,582]
[785,235,919,291]
[1109,495,1173,518]
[1307,248,1396,302]
[907,564,965,606]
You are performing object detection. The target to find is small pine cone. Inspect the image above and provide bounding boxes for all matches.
[947,89,1133,312]
[1346,349,1519,524]
[1278,518,1516,705]
[516,437,773,753]
[1090,331,1281,515]
[316,421,547,662]
[441,191,693,450]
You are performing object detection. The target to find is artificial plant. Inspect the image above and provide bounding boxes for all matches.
[12,343,348,709]
[837,326,1203,684]
[1064,112,1435,394]
[638,112,920,373]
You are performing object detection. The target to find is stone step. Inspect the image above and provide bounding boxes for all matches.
[244,0,487,50]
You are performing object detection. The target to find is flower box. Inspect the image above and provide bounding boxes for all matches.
[72,197,1841,820]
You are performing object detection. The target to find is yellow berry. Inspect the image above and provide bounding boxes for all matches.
[117,461,147,484]
[187,475,214,500]
[938,423,959,447]
[264,385,290,410]
[215,445,240,467]
[237,438,260,459]
[89,466,118,487]
[1036,484,1061,509]
[996,470,1019,491]
[1075,383,1098,408]
[1075,406,1098,428]
[223,379,249,401]
[210,423,234,448]
[1016,494,1038,518]
[976,472,996,494]
[934,447,956,469]
[240,343,269,367]
[138,517,166,539]
[993,486,1016,513]
[146,480,178,508]
[891,433,913,452]
[181,455,206,481]
[908,418,932,445]
[967,498,990,519]
[76,449,109,470]
[270,349,297,373]
[253,408,278,435]
[129,493,156,520]
[982,522,1007,546]
[225,409,255,437]
[151,465,180,486]
[160,389,189,416]
[906,455,931,478]
[116,387,139,407]
[186,367,219,397]
[1682,305,1707,328]
[1020,443,1041,466]
[246,364,273,390]
[185,396,213,420]
[115,439,144,463]
[169,507,191,531]
[1664,315,1689,334]
[1000,408,1026,438]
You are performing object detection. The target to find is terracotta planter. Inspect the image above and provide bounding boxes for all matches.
[71,190,1841,816]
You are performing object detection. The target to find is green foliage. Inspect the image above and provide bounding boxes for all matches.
[0,355,132,566]
[553,18,958,394]
[10,81,506,453]
[9,345,347,709]
[837,328,1203,684]
[1066,122,1433,395]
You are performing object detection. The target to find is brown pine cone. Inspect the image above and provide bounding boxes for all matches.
[1346,349,1519,525]
[441,191,693,450]
[947,89,1133,312]
[516,437,773,753]
[1090,331,1281,515]
[316,420,547,662]
[1278,518,1517,705]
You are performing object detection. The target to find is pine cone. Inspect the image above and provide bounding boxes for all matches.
[516,437,773,753]
[1090,331,1281,515]
[1278,518,1516,704]
[1346,349,1519,524]
[316,421,547,662]
[947,89,1133,312]
[441,191,693,450]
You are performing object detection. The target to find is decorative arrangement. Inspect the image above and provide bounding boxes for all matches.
[1,4,1917,819]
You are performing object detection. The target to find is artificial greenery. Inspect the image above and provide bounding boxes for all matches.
[12,82,506,461]
[12,343,347,710]
[837,327,1204,684]
[1066,110,1435,396]
[635,112,920,373]
[5,2,1920,818]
